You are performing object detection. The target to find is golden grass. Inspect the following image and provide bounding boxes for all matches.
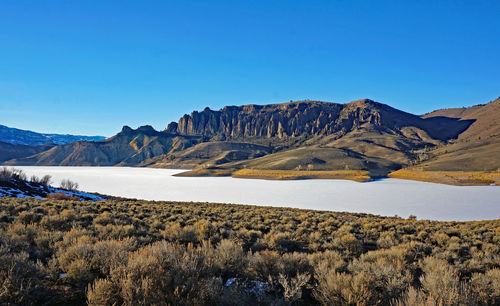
[231,169,371,182]
[174,168,233,177]
[389,169,500,186]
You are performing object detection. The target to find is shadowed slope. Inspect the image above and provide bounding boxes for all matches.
[0,141,56,163]
[412,98,500,171]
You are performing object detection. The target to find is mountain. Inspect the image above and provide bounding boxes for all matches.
[162,99,475,177]
[167,99,470,141]
[4,125,202,166]
[0,124,106,146]
[3,98,498,181]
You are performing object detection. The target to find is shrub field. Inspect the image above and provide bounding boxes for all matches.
[0,197,499,305]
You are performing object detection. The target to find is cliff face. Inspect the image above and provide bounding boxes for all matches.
[172,101,346,139]
[169,99,467,141]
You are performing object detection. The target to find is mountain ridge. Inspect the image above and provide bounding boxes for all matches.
[2,98,499,181]
[0,124,106,146]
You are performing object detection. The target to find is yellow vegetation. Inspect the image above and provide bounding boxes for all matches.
[174,168,233,177]
[232,169,371,182]
[389,169,500,186]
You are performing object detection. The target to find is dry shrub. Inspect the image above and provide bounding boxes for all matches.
[419,257,471,305]
[57,238,96,282]
[93,211,115,226]
[0,197,499,305]
[16,211,41,225]
[391,287,429,306]
[60,178,79,191]
[313,249,412,305]
[247,250,281,280]
[47,192,79,201]
[0,244,41,305]
[313,271,361,305]
[40,208,77,231]
[96,224,136,240]
[92,238,137,275]
[161,222,182,241]
[111,241,221,305]
[340,233,363,255]
[193,219,217,242]
[87,278,121,305]
[278,272,310,303]
[470,268,500,305]
[265,231,303,253]
[213,239,246,278]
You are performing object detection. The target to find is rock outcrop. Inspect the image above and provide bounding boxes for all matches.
[169,99,471,141]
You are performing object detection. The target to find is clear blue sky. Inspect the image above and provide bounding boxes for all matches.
[1,1,499,137]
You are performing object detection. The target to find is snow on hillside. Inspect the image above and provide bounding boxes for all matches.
[0,167,104,201]
[0,124,105,146]
[0,183,104,201]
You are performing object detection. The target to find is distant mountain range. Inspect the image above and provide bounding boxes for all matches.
[2,98,499,180]
[0,124,105,146]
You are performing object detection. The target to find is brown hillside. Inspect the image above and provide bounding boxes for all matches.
[142,141,271,168]
[422,98,500,140]
[0,142,55,163]
[412,98,500,171]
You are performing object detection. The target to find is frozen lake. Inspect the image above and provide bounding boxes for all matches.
[13,166,500,221]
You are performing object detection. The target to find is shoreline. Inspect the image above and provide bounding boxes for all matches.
[388,169,500,186]
[5,165,500,186]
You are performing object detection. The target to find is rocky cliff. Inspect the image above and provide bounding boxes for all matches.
[168,99,470,141]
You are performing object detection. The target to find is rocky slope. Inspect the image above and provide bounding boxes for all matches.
[168,99,471,141]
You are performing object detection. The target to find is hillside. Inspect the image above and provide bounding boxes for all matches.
[408,98,500,171]
[0,124,105,145]
[4,125,202,166]
[0,141,55,163]
[142,141,271,168]
[0,167,103,200]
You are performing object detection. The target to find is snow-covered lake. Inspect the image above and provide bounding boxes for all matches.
[13,166,500,221]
